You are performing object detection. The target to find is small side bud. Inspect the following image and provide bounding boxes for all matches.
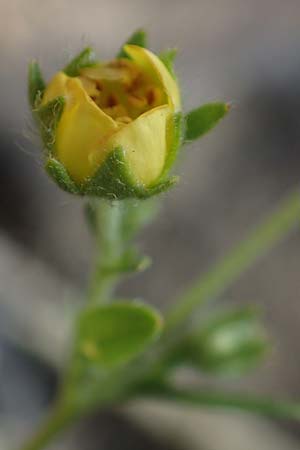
[183,308,269,377]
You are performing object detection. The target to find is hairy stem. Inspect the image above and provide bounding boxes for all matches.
[87,199,123,304]
[143,383,300,421]
[19,403,75,450]
[18,189,300,450]
[166,189,300,330]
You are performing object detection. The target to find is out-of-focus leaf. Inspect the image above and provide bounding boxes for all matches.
[184,307,269,376]
[77,302,163,367]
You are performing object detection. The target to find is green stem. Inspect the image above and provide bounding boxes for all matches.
[143,383,300,421]
[166,189,300,330]
[87,199,123,304]
[88,266,117,305]
[19,403,75,450]
[18,189,300,449]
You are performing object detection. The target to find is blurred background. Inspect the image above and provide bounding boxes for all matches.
[1,0,300,449]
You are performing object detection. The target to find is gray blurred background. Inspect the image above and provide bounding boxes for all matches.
[1,0,300,449]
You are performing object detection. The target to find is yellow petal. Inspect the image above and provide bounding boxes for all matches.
[124,45,181,112]
[41,72,69,105]
[42,72,119,182]
[81,64,128,82]
[56,78,119,182]
[104,105,171,186]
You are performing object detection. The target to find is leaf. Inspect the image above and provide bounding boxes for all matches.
[117,29,148,58]
[28,60,45,108]
[64,47,97,77]
[77,302,163,367]
[159,49,177,78]
[185,102,229,142]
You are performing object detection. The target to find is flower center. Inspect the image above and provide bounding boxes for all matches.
[79,59,165,124]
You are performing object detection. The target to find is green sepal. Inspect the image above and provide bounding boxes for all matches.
[28,60,46,109]
[144,176,179,197]
[37,105,181,200]
[64,47,97,77]
[84,147,140,199]
[76,301,163,368]
[36,96,65,154]
[117,29,147,59]
[46,157,81,195]
[84,146,177,200]
[185,102,229,142]
[159,49,177,78]
[84,112,183,200]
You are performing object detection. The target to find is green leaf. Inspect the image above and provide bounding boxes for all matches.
[37,96,65,154]
[77,302,163,367]
[159,49,177,78]
[28,60,45,108]
[64,47,97,77]
[185,307,269,376]
[117,29,148,58]
[185,102,229,142]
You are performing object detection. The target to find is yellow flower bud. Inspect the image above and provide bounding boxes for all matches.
[31,42,182,199]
